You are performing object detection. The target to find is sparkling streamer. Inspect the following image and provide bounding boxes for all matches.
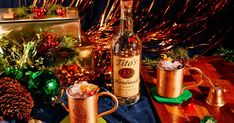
[79,0,231,56]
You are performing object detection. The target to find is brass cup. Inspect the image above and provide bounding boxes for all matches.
[64,85,119,123]
[157,63,204,98]
[206,86,225,107]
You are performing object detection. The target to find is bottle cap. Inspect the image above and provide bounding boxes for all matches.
[121,0,133,9]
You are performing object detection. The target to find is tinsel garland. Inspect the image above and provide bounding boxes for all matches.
[75,0,232,74]
[82,0,232,57]
[7,0,233,75]
[11,0,234,56]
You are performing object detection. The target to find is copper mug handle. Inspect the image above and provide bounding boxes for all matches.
[62,91,119,118]
[97,92,119,118]
[182,66,204,91]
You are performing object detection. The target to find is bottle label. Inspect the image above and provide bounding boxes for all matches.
[113,55,140,97]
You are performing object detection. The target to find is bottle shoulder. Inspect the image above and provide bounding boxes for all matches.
[117,31,138,37]
[112,32,141,43]
[112,32,142,56]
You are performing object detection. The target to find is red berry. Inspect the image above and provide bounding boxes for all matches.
[13,13,17,19]
[61,11,66,17]
[33,7,45,19]
[188,103,195,109]
[88,91,95,96]
[33,7,38,12]
[56,8,62,14]
[128,37,135,43]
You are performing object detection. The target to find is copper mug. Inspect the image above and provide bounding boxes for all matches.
[64,85,119,123]
[157,63,204,98]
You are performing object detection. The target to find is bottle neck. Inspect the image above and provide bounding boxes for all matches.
[120,8,133,34]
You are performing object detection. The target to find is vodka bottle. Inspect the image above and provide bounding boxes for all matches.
[112,0,142,105]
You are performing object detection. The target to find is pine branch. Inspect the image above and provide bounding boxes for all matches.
[142,58,159,69]
[59,34,79,49]
[216,47,234,62]
[143,47,191,68]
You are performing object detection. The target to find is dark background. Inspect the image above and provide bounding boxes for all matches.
[0,0,233,123]
[1,0,233,55]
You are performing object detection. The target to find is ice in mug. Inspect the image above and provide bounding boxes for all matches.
[157,59,205,98]
[66,81,118,123]
[68,81,99,98]
[158,60,184,70]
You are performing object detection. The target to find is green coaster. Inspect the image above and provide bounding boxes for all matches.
[60,115,107,123]
[150,86,192,104]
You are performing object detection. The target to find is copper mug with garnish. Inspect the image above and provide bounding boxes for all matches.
[63,81,119,123]
[157,60,205,98]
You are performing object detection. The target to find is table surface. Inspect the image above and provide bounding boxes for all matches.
[141,56,234,123]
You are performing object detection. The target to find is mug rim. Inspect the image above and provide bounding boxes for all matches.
[66,84,100,99]
[157,61,185,71]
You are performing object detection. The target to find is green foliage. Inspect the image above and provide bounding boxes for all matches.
[0,28,80,70]
[15,6,29,18]
[163,47,190,61]
[0,36,10,48]
[46,4,60,15]
[16,41,38,69]
[0,28,41,69]
[216,47,234,62]
[0,57,10,72]
[14,5,68,19]
[52,47,80,67]
[142,58,159,69]
[143,47,190,68]
[3,67,24,80]
[59,35,80,49]
[200,116,217,123]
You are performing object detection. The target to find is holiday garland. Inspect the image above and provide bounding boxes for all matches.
[14,4,68,19]
[0,27,80,70]
[0,23,96,121]
[0,3,94,105]
[0,26,87,105]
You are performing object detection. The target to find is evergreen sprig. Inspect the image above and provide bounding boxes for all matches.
[143,47,190,68]
[0,28,80,70]
[200,116,217,123]
[216,47,234,62]
[15,6,29,18]
[59,35,80,49]
[163,47,190,61]
[142,58,159,69]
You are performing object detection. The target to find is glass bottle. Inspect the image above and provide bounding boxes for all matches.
[111,0,142,105]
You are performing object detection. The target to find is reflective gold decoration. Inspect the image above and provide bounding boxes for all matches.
[206,85,226,107]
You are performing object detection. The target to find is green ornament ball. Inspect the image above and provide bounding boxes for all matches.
[27,70,61,104]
